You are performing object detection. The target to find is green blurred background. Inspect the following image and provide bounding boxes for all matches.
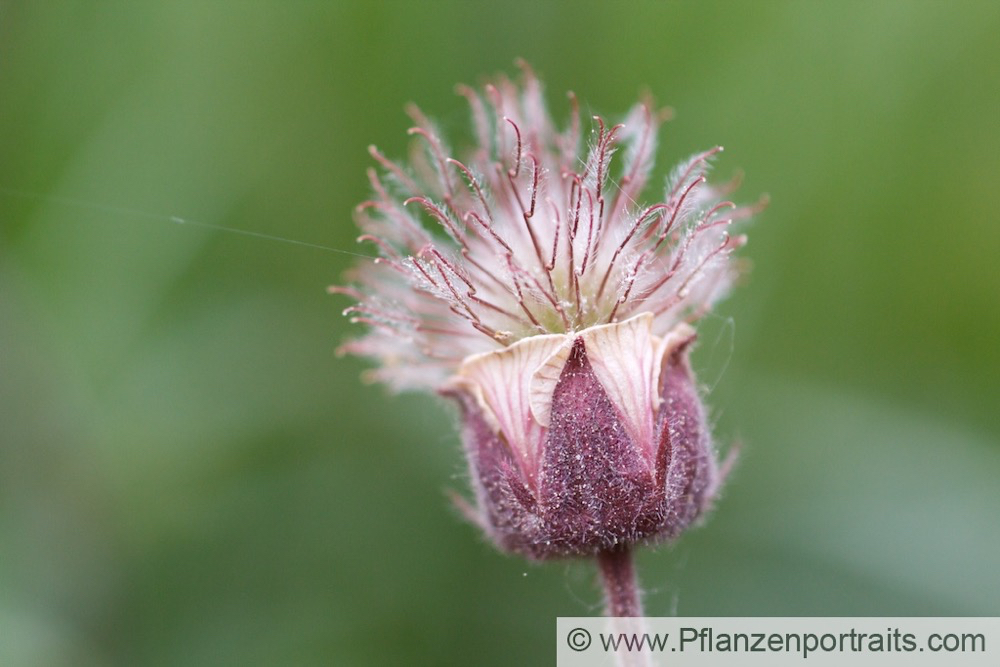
[2,1,998,665]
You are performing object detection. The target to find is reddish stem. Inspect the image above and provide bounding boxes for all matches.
[596,545,643,618]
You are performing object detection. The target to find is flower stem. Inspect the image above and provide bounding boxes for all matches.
[596,545,643,617]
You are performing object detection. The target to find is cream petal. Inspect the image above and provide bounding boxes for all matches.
[451,333,569,473]
[577,313,660,458]
[653,321,697,377]
[528,343,573,428]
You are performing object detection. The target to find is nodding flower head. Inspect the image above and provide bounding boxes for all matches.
[334,62,761,559]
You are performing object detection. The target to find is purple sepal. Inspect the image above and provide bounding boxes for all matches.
[450,332,719,560]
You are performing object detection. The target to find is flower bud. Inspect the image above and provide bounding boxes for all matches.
[334,63,758,564]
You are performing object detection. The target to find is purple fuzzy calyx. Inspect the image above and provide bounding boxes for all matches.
[444,313,718,559]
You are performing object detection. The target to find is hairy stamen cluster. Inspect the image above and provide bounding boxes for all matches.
[334,61,759,390]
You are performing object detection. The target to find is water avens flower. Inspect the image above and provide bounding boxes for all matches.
[334,62,759,617]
